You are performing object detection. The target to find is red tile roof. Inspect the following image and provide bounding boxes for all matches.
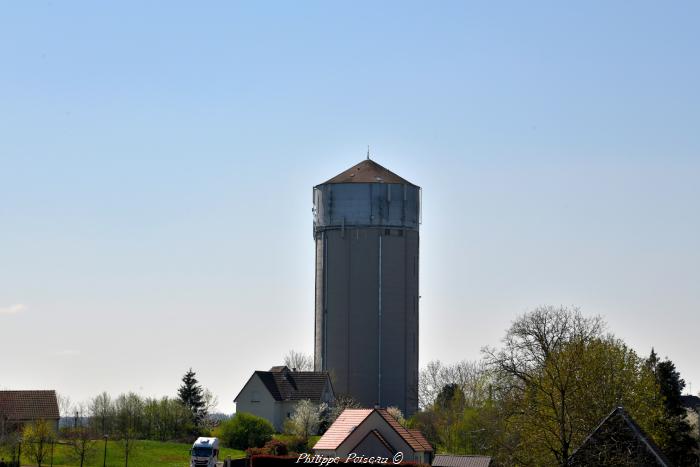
[376,409,433,452]
[408,429,433,452]
[0,390,60,421]
[313,408,433,453]
[313,409,373,450]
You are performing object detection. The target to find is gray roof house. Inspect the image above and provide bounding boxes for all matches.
[234,366,334,431]
[0,390,60,434]
[568,406,671,466]
[432,454,492,467]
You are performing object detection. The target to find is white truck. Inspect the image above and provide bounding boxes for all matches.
[189,437,220,467]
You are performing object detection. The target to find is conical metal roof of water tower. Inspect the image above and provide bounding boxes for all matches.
[321,158,417,186]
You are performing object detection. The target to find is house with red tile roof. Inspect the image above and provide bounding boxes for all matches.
[234,366,334,431]
[313,408,433,465]
[0,390,60,434]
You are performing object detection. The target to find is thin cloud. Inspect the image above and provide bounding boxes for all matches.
[55,349,80,357]
[0,304,26,315]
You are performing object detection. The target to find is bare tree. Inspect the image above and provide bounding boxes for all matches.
[90,392,114,436]
[65,425,97,467]
[284,350,314,371]
[57,393,74,421]
[199,389,220,432]
[419,359,490,409]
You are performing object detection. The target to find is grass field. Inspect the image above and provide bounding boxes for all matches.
[10,439,245,467]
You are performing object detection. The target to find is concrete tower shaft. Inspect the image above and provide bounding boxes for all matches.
[313,159,420,416]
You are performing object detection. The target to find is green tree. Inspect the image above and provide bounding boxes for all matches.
[22,419,56,467]
[114,392,143,467]
[647,351,699,465]
[411,362,501,458]
[0,430,22,465]
[484,306,665,466]
[178,368,206,427]
[142,396,194,441]
[218,413,274,449]
[435,384,463,412]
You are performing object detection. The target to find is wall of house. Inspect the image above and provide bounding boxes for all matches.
[1,418,59,434]
[321,380,335,405]
[235,375,280,431]
[278,401,299,430]
[686,408,699,439]
[236,374,335,432]
[353,432,395,459]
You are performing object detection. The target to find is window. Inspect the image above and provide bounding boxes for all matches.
[251,391,260,403]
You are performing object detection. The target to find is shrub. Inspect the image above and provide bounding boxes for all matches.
[218,413,274,449]
[262,439,287,455]
[245,438,289,456]
[282,436,308,454]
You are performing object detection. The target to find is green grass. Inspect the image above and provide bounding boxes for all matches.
[15,439,245,467]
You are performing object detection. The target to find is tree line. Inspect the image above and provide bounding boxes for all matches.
[71,368,217,441]
[0,368,217,467]
[408,305,699,466]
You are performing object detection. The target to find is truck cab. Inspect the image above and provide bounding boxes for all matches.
[190,437,219,467]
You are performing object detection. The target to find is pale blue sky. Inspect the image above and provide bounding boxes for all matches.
[1,2,699,411]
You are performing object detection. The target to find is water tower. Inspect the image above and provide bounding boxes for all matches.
[313,158,420,416]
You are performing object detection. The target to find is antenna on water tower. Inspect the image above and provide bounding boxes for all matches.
[367,145,370,160]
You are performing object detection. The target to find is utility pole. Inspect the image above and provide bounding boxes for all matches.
[103,434,109,467]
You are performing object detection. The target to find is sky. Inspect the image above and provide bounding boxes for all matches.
[1,1,699,413]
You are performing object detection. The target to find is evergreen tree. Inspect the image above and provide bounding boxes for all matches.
[434,383,461,411]
[178,368,206,427]
[647,351,699,465]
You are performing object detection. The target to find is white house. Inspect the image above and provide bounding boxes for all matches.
[234,366,334,431]
[313,408,433,465]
